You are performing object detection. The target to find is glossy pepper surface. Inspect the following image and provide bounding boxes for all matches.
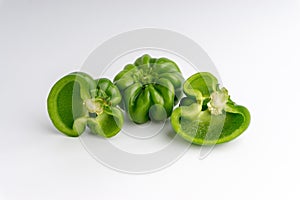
[171,72,250,145]
[47,72,124,137]
[114,54,184,124]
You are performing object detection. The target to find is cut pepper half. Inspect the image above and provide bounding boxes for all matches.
[47,72,124,137]
[171,72,250,145]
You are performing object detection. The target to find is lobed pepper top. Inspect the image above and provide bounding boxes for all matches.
[113,54,184,124]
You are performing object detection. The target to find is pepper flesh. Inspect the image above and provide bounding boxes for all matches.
[171,72,250,145]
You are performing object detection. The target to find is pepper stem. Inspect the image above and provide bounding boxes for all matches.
[207,87,229,115]
[134,66,158,85]
[83,98,107,115]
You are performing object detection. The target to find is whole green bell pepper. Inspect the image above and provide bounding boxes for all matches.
[114,54,184,124]
[171,72,250,145]
[47,72,124,137]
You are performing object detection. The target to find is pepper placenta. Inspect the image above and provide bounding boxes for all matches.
[47,72,124,137]
[171,72,250,145]
[114,54,184,124]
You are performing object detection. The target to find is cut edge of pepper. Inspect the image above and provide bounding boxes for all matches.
[171,103,251,145]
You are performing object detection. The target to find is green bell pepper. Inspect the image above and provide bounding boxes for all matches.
[171,72,250,145]
[47,72,124,137]
[113,54,184,124]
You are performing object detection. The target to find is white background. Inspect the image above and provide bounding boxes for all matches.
[1,0,300,199]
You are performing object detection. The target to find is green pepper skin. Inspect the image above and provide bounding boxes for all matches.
[47,72,123,137]
[114,54,184,124]
[171,72,251,145]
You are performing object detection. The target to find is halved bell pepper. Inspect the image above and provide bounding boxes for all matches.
[47,72,124,137]
[171,72,250,145]
[114,54,184,124]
